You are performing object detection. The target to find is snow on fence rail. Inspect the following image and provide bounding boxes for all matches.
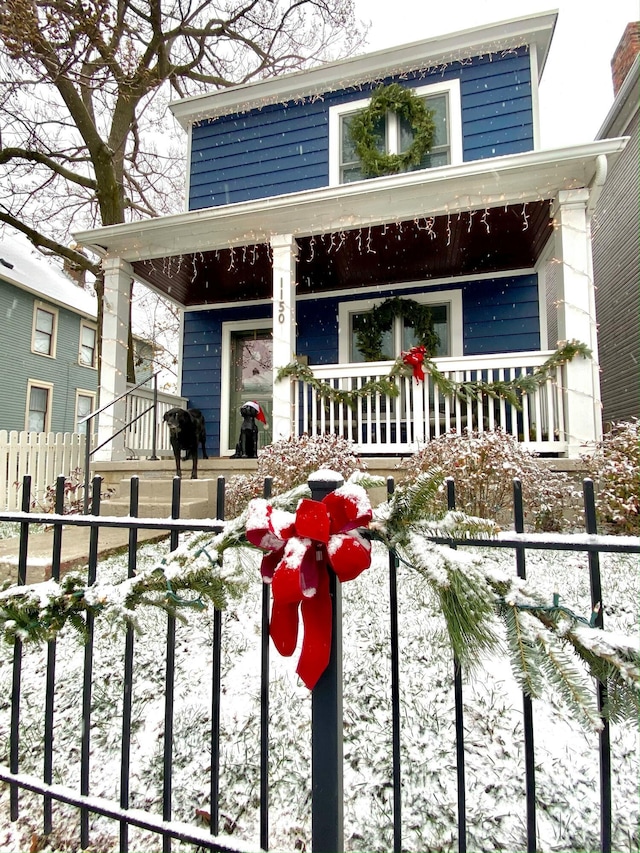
[0,474,638,853]
[0,430,86,511]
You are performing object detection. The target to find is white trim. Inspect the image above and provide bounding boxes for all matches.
[220,318,273,455]
[329,79,462,186]
[535,239,554,351]
[184,127,194,214]
[31,301,58,359]
[529,44,541,150]
[25,379,54,432]
[74,138,628,263]
[338,288,463,362]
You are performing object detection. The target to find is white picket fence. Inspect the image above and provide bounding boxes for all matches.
[0,431,86,511]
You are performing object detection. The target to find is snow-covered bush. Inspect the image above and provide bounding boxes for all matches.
[584,419,639,534]
[225,434,364,518]
[397,429,575,531]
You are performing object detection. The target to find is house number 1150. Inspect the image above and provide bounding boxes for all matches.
[278,278,285,324]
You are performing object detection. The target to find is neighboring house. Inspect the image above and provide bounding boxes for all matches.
[592,23,640,426]
[0,230,99,436]
[76,11,628,460]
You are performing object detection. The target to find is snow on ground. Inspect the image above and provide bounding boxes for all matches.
[0,535,638,852]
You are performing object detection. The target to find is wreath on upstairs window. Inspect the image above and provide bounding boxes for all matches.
[355,296,440,362]
[349,83,436,178]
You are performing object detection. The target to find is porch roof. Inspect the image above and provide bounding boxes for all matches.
[74,138,627,306]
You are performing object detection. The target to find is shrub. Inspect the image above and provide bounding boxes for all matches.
[225,434,364,518]
[584,419,639,535]
[397,429,575,531]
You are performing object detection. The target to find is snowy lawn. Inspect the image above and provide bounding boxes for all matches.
[0,533,638,852]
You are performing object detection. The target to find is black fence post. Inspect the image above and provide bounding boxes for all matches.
[309,473,344,853]
[513,478,537,852]
[583,478,611,853]
[387,476,402,853]
[447,477,467,853]
[260,477,273,852]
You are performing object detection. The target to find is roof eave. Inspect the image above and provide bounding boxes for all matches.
[74,138,627,263]
[169,10,557,130]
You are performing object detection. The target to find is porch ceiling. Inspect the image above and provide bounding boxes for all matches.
[73,138,627,306]
[129,201,552,305]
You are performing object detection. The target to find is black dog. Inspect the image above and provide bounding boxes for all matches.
[231,402,266,458]
[163,407,208,479]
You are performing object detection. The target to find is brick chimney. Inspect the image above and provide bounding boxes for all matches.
[611,22,640,95]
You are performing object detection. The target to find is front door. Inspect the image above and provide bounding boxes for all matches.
[228,328,273,453]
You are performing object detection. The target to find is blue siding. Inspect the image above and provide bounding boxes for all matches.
[183,274,540,452]
[188,48,533,209]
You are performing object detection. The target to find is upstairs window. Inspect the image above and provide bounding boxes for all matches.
[330,80,461,185]
[32,303,58,357]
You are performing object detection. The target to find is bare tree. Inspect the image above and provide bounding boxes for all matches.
[0,0,366,378]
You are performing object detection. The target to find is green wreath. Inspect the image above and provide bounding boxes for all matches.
[349,83,436,178]
[355,296,440,362]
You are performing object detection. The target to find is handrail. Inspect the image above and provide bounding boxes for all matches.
[80,373,160,513]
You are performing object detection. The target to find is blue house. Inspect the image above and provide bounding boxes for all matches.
[76,11,628,460]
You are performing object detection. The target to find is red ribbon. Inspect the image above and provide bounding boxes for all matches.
[246,485,373,689]
[401,345,427,382]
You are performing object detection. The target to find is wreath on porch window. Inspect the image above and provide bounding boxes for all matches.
[355,296,440,362]
[349,83,436,178]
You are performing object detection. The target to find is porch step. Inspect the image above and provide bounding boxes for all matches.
[101,477,217,519]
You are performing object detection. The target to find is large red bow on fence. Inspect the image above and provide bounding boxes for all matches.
[401,345,427,382]
[246,485,373,689]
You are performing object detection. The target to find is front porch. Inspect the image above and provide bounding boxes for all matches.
[74,140,626,463]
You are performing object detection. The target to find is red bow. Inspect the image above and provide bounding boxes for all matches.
[246,485,373,689]
[402,345,427,382]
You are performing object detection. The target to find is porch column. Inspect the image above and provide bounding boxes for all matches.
[552,188,602,456]
[271,234,298,443]
[95,257,132,461]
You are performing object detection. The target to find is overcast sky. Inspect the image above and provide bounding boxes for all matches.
[354,0,639,148]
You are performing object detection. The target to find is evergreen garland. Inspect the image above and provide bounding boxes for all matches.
[0,473,638,727]
[277,339,592,412]
[349,83,436,178]
[355,296,440,361]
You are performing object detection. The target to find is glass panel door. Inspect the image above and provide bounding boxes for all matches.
[229,329,273,451]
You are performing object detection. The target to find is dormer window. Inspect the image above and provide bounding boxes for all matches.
[329,80,462,185]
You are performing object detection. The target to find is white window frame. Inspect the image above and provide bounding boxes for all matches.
[220,318,273,455]
[338,288,463,363]
[79,322,98,368]
[75,389,97,435]
[31,302,58,359]
[25,379,53,432]
[329,79,462,186]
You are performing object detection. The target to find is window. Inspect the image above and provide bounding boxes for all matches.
[26,381,53,432]
[330,80,461,185]
[338,289,463,363]
[75,390,96,436]
[32,303,58,357]
[79,323,97,368]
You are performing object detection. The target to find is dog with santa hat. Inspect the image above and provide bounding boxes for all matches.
[231,400,267,458]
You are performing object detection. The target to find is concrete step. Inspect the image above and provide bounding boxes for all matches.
[100,477,217,519]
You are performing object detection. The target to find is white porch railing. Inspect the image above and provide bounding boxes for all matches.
[0,431,86,511]
[292,351,567,456]
[123,384,188,458]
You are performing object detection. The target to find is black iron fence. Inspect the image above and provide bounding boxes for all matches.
[0,473,638,853]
